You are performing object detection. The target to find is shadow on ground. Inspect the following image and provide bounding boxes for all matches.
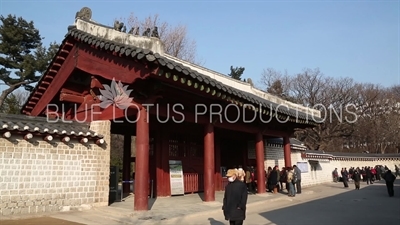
[208,217,225,225]
[259,179,400,225]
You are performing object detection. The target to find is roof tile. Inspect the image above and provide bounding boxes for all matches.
[0,114,103,139]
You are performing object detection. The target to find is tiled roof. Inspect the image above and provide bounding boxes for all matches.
[304,150,400,158]
[266,138,308,150]
[0,113,102,138]
[21,22,319,124]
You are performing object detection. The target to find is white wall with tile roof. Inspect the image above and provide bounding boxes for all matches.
[263,143,400,188]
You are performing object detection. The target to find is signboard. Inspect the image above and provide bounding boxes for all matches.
[169,160,185,195]
[247,141,256,159]
[108,166,119,205]
[296,162,308,173]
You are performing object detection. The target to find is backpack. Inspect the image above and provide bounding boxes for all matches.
[292,171,298,183]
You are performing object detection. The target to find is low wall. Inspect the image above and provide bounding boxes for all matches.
[0,121,111,217]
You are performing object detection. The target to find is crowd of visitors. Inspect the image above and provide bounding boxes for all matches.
[332,165,398,197]
[230,165,302,198]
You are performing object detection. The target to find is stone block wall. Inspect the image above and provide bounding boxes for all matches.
[264,143,286,170]
[264,143,400,187]
[0,120,111,217]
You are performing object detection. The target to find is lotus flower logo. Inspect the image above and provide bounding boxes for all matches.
[98,78,134,110]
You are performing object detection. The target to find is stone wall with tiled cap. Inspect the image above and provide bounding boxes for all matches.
[0,120,111,217]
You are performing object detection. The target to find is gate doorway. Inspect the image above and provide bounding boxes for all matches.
[220,138,247,170]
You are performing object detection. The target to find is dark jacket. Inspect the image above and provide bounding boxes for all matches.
[352,171,361,182]
[223,179,248,221]
[383,171,396,183]
[366,168,372,178]
[268,170,279,185]
[341,170,349,180]
[294,167,302,180]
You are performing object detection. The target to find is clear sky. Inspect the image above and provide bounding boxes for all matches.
[0,0,399,90]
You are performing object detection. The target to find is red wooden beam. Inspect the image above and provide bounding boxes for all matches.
[71,100,140,122]
[61,84,88,96]
[146,103,289,137]
[30,44,77,116]
[90,76,104,89]
[76,45,154,84]
[59,93,85,103]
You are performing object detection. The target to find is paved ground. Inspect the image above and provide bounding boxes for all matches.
[2,179,399,225]
[166,180,400,225]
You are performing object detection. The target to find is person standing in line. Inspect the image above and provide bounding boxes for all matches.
[341,168,349,188]
[352,168,361,190]
[279,167,287,192]
[383,170,396,197]
[286,167,296,197]
[293,165,302,194]
[237,165,245,182]
[361,167,366,182]
[332,168,339,182]
[245,167,254,194]
[267,166,279,193]
[222,169,248,225]
[375,166,382,181]
[366,166,373,184]
[395,165,400,177]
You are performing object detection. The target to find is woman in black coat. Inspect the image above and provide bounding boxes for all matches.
[223,169,248,225]
[268,166,279,192]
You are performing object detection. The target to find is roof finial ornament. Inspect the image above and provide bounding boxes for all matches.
[142,28,151,37]
[151,27,159,38]
[247,78,254,86]
[75,7,92,20]
[113,20,125,32]
[128,27,140,35]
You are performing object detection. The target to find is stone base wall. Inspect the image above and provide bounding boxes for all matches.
[0,121,111,217]
[265,144,400,187]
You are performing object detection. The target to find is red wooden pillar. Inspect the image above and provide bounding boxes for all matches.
[134,108,149,211]
[155,125,170,197]
[255,132,266,194]
[155,126,162,197]
[283,136,292,168]
[204,123,215,202]
[214,136,222,191]
[123,133,132,195]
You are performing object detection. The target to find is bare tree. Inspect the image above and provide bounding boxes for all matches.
[117,13,200,64]
[293,75,359,151]
[290,68,331,107]
[390,85,400,98]
[353,85,400,153]
[259,67,400,154]
[260,67,366,151]
[260,68,292,100]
